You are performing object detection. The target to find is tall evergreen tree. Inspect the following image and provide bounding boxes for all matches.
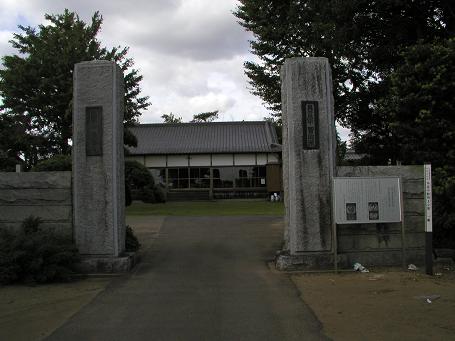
[0,10,150,167]
[234,0,454,162]
[386,38,455,245]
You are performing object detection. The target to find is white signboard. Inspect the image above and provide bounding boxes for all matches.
[424,164,432,232]
[333,177,402,224]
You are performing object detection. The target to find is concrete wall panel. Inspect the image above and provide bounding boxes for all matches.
[0,172,72,235]
[257,154,267,165]
[234,154,256,166]
[145,155,166,167]
[212,154,233,166]
[189,154,211,167]
[125,156,145,165]
[167,155,188,167]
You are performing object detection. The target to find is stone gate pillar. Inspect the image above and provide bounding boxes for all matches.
[73,60,125,259]
[279,57,336,268]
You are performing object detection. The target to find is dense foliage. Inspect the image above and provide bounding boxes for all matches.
[0,114,29,170]
[125,160,166,203]
[125,160,154,189]
[0,216,79,284]
[190,111,219,122]
[162,110,219,123]
[31,154,72,172]
[0,10,150,168]
[234,0,454,161]
[387,39,455,246]
[161,113,183,123]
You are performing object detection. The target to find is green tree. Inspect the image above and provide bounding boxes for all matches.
[161,112,182,123]
[0,10,150,167]
[388,39,455,167]
[234,0,454,160]
[0,114,26,170]
[191,110,219,123]
[385,38,455,246]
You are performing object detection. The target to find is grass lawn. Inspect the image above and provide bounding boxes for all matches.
[126,200,284,216]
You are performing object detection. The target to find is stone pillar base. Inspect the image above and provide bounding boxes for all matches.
[75,252,139,273]
[276,252,336,271]
[276,250,426,271]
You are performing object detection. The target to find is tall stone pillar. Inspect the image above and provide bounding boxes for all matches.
[73,60,125,258]
[280,57,336,260]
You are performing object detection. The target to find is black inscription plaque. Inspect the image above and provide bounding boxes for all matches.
[368,201,379,220]
[346,203,357,221]
[301,101,319,149]
[86,106,103,156]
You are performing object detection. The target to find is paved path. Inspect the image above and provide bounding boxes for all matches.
[47,216,327,341]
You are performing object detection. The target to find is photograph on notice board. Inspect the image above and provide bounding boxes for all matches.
[346,203,357,221]
[368,201,379,220]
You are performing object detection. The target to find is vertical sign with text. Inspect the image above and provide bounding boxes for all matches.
[86,106,103,156]
[301,101,319,149]
[424,164,432,232]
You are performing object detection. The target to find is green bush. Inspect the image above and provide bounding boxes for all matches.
[32,154,72,171]
[0,156,20,172]
[21,215,43,234]
[125,225,141,252]
[153,185,166,203]
[140,184,156,203]
[0,216,79,284]
[125,161,167,204]
[125,160,154,189]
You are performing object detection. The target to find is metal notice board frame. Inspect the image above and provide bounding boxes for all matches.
[332,177,405,272]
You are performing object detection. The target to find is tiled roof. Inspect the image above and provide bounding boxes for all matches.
[344,149,368,161]
[127,121,280,155]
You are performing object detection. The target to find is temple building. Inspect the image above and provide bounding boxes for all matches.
[126,121,282,200]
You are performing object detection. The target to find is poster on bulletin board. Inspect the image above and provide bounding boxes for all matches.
[333,177,402,224]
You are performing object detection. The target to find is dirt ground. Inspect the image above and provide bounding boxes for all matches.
[0,278,111,341]
[0,216,164,341]
[292,264,455,341]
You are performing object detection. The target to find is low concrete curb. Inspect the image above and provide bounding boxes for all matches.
[75,252,140,273]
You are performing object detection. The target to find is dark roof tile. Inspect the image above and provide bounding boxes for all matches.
[127,121,280,155]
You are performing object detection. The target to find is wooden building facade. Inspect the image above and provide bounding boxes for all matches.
[126,121,282,200]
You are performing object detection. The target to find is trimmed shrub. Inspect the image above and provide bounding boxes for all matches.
[0,216,79,284]
[125,225,141,252]
[32,154,72,171]
[125,160,167,204]
[125,160,154,189]
[154,185,166,203]
[140,184,156,203]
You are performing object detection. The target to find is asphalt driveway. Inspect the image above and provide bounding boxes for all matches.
[46,216,327,341]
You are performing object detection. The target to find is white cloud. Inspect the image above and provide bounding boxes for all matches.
[336,124,352,145]
[0,0,269,125]
[0,0,351,142]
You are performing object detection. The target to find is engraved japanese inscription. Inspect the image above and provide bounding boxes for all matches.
[86,106,103,156]
[301,101,319,149]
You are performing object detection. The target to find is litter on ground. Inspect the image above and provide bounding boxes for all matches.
[353,263,370,273]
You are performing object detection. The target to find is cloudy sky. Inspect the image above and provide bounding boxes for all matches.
[0,0,350,139]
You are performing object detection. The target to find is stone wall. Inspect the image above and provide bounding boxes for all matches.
[0,172,72,236]
[336,166,425,267]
